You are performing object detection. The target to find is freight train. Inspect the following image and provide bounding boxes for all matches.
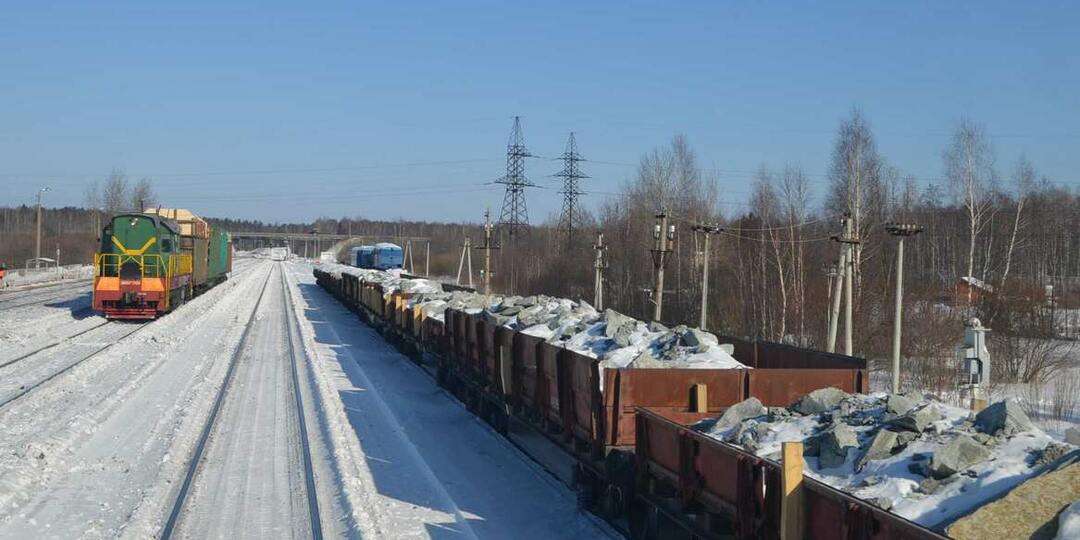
[93,208,232,319]
[314,267,950,540]
[349,242,403,270]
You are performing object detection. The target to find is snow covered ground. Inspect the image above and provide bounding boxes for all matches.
[0,258,615,539]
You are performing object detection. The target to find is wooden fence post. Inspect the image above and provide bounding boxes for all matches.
[781,441,804,540]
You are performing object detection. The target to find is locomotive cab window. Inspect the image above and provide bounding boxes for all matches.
[160,238,173,252]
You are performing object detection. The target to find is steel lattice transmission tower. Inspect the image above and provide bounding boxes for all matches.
[554,132,589,249]
[496,116,535,240]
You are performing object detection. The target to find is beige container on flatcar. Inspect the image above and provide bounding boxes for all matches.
[144,208,210,286]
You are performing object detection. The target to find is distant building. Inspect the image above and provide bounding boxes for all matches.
[956,276,994,304]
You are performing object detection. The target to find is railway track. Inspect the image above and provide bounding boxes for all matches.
[0,320,147,409]
[161,263,323,538]
[280,262,325,540]
[0,319,112,370]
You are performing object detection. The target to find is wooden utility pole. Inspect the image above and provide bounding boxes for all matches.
[650,212,674,322]
[425,241,430,276]
[592,232,608,310]
[691,224,722,331]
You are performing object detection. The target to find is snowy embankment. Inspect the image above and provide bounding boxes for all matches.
[1,264,94,289]
[695,388,1077,530]
[317,262,746,371]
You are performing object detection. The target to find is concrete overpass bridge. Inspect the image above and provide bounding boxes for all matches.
[230,232,430,264]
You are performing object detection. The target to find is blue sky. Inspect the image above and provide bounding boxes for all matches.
[1,1,1076,223]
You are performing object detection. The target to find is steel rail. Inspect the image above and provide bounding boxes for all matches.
[0,285,92,311]
[160,264,275,540]
[279,262,325,540]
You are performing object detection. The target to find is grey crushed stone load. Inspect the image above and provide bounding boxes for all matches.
[792,387,849,415]
[929,434,990,479]
[886,405,942,433]
[819,422,859,469]
[974,399,1035,437]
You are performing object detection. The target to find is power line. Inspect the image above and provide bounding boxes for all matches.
[0,159,502,179]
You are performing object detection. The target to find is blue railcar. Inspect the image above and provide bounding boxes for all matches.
[349,245,376,268]
[359,245,375,268]
[371,242,403,270]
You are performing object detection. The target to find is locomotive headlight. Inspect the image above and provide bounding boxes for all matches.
[129,218,139,226]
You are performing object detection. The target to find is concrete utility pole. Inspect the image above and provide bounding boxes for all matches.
[650,212,674,322]
[844,216,855,356]
[455,237,474,287]
[475,209,499,295]
[404,239,415,273]
[827,214,858,354]
[35,187,49,269]
[886,222,924,393]
[823,263,838,338]
[691,224,722,331]
[94,207,103,241]
[592,232,608,310]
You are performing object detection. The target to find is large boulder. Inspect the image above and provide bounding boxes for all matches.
[929,434,990,479]
[886,405,942,433]
[603,309,638,347]
[680,328,716,350]
[481,310,511,326]
[628,349,664,368]
[975,399,1035,436]
[886,394,918,416]
[857,429,900,471]
[712,398,767,431]
[818,423,858,469]
[793,387,849,415]
[1066,426,1080,446]
[603,309,631,337]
